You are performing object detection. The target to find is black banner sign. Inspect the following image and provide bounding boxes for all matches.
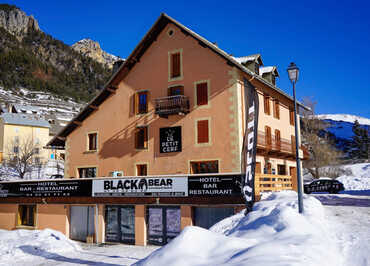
[188,175,242,197]
[0,180,92,197]
[242,79,259,212]
[160,126,182,153]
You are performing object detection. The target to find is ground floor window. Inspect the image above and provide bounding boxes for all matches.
[18,205,36,226]
[136,164,147,176]
[278,164,286,175]
[190,160,219,174]
[78,167,97,178]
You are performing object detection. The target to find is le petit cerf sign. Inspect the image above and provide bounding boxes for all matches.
[160,126,182,153]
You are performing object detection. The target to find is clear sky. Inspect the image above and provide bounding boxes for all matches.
[6,0,370,118]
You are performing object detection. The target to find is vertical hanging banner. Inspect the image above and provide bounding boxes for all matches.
[242,78,259,213]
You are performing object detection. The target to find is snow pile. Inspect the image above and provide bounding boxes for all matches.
[135,191,342,266]
[0,229,80,264]
[316,114,370,126]
[337,163,370,191]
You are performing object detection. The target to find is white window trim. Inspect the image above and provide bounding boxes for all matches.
[168,48,183,82]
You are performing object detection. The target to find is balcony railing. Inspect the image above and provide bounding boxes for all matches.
[257,131,295,154]
[155,95,190,117]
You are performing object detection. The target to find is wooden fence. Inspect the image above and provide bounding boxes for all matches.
[255,174,293,197]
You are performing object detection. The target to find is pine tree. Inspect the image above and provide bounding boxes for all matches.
[350,120,370,160]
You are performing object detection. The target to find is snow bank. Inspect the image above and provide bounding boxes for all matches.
[134,191,342,266]
[337,163,370,191]
[0,228,80,264]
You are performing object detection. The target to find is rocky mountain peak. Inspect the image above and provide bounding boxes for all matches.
[0,4,40,39]
[72,38,119,69]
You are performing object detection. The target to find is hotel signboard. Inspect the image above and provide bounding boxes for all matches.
[92,177,188,197]
[188,175,242,197]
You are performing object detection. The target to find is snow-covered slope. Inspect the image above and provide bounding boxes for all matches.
[135,191,342,266]
[337,163,370,191]
[317,114,370,126]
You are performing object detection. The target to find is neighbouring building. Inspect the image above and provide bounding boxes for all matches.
[0,113,50,163]
[0,13,308,246]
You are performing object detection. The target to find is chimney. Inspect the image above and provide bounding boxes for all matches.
[113,60,125,74]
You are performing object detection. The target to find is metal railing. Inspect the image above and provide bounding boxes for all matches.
[155,95,190,116]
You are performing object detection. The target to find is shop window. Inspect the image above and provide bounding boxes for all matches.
[196,82,208,106]
[191,161,219,174]
[18,205,36,227]
[197,120,209,144]
[78,167,97,178]
[134,91,149,114]
[88,133,97,151]
[264,94,270,115]
[171,52,181,78]
[168,85,184,96]
[137,164,147,176]
[290,108,295,126]
[135,127,148,149]
[273,99,280,119]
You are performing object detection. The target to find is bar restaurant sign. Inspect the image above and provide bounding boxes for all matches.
[0,180,92,197]
[160,126,182,153]
[92,177,188,197]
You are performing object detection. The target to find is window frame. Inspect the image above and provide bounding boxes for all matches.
[18,205,36,227]
[264,94,271,115]
[87,132,98,152]
[194,80,210,108]
[77,167,97,178]
[135,91,149,115]
[136,163,148,176]
[195,118,211,146]
[190,160,219,174]
[168,49,183,82]
[135,126,148,150]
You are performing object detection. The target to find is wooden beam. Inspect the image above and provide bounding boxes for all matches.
[248,76,255,82]
[72,120,82,126]
[89,105,97,109]
[56,136,66,141]
[106,87,116,94]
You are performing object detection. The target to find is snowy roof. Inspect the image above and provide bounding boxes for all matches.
[233,54,263,65]
[12,104,41,113]
[1,113,50,128]
[259,66,280,77]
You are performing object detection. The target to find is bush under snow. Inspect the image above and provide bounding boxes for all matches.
[135,191,342,266]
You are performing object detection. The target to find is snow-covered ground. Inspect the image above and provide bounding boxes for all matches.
[337,163,370,193]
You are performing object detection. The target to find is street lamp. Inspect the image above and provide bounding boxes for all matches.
[287,62,304,214]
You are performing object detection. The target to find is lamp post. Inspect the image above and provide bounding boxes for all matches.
[287,62,304,214]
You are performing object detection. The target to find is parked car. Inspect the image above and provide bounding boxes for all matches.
[304,179,344,194]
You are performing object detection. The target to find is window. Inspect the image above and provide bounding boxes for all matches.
[275,129,281,149]
[137,164,147,176]
[265,126,272,147]
[33,147,39,154]
[273,99,280,119]
[191,161,219,174]
[171,52,181,78]
[18,205,36,227]
[197,120,209,144]
[196,82,208,106]
[135,91,149,114]
[278,165,286,175]
[13,146,19,153]
[34,157,40,164]
[88,133,97,151]
[135,127,148,149]
[168,85,184,96]
[290,108,295,126]
[78,167,97,178]
[264,94,270,115]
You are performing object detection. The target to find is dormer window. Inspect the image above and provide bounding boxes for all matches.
[255,62,259,75]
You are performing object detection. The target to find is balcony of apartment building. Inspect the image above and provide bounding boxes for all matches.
[154,85,190,118]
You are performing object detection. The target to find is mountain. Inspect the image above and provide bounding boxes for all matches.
[0,4,114,102]
[72,38,120,69]
[317,114,370,154]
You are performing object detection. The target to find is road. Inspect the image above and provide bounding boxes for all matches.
[313,193,370,207]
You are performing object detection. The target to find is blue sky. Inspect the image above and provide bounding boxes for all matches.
[7,0,370,118]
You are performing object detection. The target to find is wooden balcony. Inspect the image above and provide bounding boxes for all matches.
[255,174,293,198]
[155,95,190,117]
[257,131,295,158]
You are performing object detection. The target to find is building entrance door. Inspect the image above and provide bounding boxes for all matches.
[147,206,181,245]
[70,206,95,242]
[105,206,135,244]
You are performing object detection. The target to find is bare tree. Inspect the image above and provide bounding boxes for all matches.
[300,97,342,178]
[4,136,39,179]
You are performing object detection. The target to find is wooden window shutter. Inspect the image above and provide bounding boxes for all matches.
[273,100,280,119]
[134,92,139,114]
[143,127,148,149]
[171,53,181,78]
[275,129,281,149]
[197,120,209,143]
[264,94,270,115]
[196,82,208,106]
[265,126,271,146]
[291,135,296,153]
[290,109,295,125]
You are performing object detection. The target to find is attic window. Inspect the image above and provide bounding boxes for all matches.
[167,29,174,37]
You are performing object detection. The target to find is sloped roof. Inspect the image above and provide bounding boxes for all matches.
[233,54,263,66]
[260,66,280,77]
[1,113,50,128]
[47,13,308,148]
